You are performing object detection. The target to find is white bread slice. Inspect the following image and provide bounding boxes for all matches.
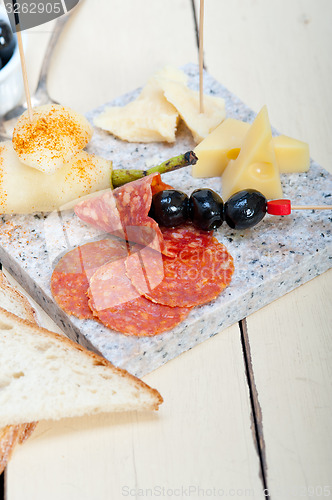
[0,272,38,474]
[0,307,163,428]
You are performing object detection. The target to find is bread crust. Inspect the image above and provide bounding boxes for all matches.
[0,272,39,474]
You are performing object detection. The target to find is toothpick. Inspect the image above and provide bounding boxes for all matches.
[266,199,331,216]
[291,205,331,210]
[199,0,204,114]
[12,1,33,121]
[16,30,33,120]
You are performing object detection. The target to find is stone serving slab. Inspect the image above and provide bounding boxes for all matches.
[0,64,331,378]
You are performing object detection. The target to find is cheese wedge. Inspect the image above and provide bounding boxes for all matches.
[93,68,188,143]
[158,78,226,143]
[146,65,188,89]
[221,106,283,201]
[193,118,310,178]
[0,141,112,214]
[272,135,310,173]
[94,82,178,143]
[94,66,225,144]
[12,104,93,174]
[193,118,250,177]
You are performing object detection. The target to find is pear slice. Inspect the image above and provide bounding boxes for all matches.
[12,104,93,174]
[0,141,112,214]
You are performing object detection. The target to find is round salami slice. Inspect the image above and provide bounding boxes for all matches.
[51,239,128,319]
[51,271,93,319]
[160,224,214,258]
[88,258,191,336]
[126,226,234,308]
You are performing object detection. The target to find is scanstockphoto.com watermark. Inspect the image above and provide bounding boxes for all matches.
[121,485,255,498]
[121,484,332,498]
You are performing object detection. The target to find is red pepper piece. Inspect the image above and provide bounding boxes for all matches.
[267,199,291,215]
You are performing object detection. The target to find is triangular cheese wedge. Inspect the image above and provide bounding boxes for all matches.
[272,135,310,173]
[0,307,162,427]
[94,66,187,143]
[193,118,250,177]
[157,78,226,143]
[221,106,283,201]
[94,90,179,143]
[143,65,188,92]
[93,67,190,143]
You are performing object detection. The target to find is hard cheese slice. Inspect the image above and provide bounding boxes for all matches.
[221,106,283,201]
[94,81,179,143]
[93,66,186,143]
[158,78,226,143]
[143,65,188,91]
[193,118,310,178]
[272,135,310,173]
[193,118,250,177]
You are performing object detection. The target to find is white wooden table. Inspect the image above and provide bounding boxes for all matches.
[2,1,332,498]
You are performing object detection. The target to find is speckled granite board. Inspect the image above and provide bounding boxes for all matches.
[0,64,331,377]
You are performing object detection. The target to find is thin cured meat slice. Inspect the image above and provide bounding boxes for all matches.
[125,226,234,308]
[53,239,127,276]
[51,272,92,319]
[160,224,215,258]
[88,259,139,311]
[51,239,128,319]
[74,173,173,255]
[88,258,191,336]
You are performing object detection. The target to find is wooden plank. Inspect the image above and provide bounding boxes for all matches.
[6,323,265,500]
[245,269,332,498]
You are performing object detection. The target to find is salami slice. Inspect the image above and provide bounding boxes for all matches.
[126,225,234,308]
[74,173,173,254]
[88,257,191,336]
[160,224,214,258]
[51,239,128,319]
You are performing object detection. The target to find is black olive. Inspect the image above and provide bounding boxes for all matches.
[0,21,16,68]
[224,189,267,229]
[150,190,189,227]
[189,188,224,231]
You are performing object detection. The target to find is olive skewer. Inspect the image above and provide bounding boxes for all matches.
[149,188,332,231]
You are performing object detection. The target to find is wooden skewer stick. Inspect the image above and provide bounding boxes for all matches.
[198,0,205,114]
[291,205,331,210]
[16,30,33,121]
[12,0,33,121]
